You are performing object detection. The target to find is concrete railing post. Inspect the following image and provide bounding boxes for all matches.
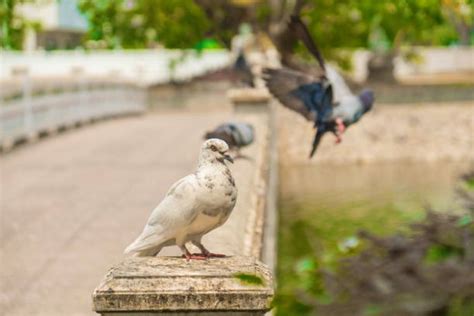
[92,87,277,315]
[71,66,87,124]
[18,67,36,141]
[227,88,271,116]
[93,257,273,315]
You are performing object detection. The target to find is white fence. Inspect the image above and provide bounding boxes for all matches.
[0,82,146,149]
[0,49,232,149]
[345,47,474,83]
[0,49,231,85]
[394,46,474,77]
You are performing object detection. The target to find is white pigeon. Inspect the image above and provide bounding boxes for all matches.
[124,139,237,259]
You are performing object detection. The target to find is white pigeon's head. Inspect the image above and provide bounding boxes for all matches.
[200,139,233,165]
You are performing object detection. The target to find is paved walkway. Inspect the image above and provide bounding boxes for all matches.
[0,111,234,315]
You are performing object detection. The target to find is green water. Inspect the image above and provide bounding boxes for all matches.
[276,162,469,315]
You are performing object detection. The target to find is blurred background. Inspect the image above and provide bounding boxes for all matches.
[1,0,473,315]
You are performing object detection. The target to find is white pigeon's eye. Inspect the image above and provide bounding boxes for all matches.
[210,145,217,152]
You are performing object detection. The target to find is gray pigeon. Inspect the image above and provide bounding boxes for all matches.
[233,50,255,87]
[124,139,237,259]
[204,122,254,157]
[263,15,374,158]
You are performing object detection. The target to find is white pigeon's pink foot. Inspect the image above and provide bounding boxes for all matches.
[182,253,207,260]
[191,241,227,258]
[204,252,227,258]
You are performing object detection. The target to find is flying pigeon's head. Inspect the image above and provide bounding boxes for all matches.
[359,89,375,113]
[200,139,233,165]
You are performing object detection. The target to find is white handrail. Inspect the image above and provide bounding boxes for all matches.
[0,81,146,147]
[1,49,231,85]
[0,49,232,148]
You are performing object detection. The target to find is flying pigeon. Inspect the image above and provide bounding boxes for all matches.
[263,15,374,158]
[204,122,254,158]
[124,139,237,260]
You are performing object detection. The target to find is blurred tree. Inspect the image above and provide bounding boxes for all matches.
[77,0,308,52]
[1,0,28,49]
[192,0,250,47]
[77,0,472,49]
[235,0,472,81]
[78,0,210,49]
[298,0,471,81]
[4,0,472,53]
[77,0,472,80]
[194,0,307,68]
[441,0,473,45]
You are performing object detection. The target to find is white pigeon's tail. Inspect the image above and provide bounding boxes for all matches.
[124,241,163,257]
[124,222,169,257]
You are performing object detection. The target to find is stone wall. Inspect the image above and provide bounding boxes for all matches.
[278,102,473,165]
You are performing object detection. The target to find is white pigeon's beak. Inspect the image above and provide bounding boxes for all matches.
[223,154,234,163]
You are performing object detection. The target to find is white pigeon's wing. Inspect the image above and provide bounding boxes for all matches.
[124,175,199,254]
[326,64,353,104]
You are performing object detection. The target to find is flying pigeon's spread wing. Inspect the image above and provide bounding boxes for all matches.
[124,175,199,255]
[263,67,322,121]
[326,64,353,103]
[289,15,326,72]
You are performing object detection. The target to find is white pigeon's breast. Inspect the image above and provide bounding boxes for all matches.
[183,165,237,237]
[183,187,236,238]
[197,166,237,212]
[186,211,226,237]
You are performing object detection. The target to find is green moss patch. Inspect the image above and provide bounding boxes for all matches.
[233,273,264,286]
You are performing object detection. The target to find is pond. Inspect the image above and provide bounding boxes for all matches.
[276,161,470,315]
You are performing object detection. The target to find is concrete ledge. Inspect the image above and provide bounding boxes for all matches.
[93,256,273,315]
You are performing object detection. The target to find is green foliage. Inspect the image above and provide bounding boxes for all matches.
[363,305,384,316]
[465,176,474,189]
[276,169,474,316]
[1,0,26,49]
[424,244,464,263]
[3,0,473,51]
[76,0,472,52]
[276,198,411,315]
[78,0,210,49]
[458,213,473,226]
[298,0,470,60]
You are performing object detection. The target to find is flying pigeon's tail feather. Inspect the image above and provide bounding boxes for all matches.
[309,128,325,158]
[289,15,326,72]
